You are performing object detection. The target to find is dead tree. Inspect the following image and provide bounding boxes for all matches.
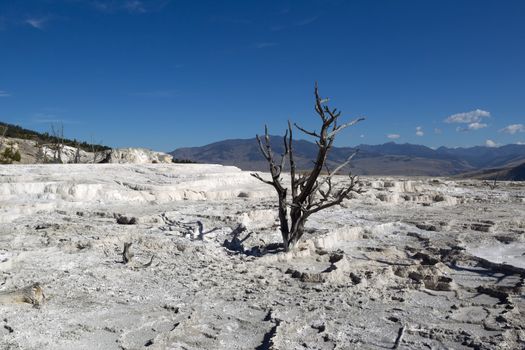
[73,141,81,164]
[252,84,364,251]
[122,242,133,264]
[33,138,46,163]
[0,125,7,139]
[90,136,103,163]
[50,123,64,163]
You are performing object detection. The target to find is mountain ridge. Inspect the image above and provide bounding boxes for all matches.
[170,137,525,177]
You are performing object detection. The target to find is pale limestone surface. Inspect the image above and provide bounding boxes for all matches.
[0,164,524,349]
[104,148,173,164]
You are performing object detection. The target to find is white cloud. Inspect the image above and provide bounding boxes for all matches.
[516,141,525,145]
[455,122,488,132]
[387,134,400,140]
[499,124,525,134]
[25,17,47,29]
[467,122,487,130]
[0,90,10,97]
[415,126,424,136]
[445,109,490,124]
[485,139,499,148]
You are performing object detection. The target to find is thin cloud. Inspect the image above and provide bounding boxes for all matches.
[500,124,525,134]
[445,109,490,124]
[271,15,319,31]
[516,141,525,145]
[91,1,110,12]
[434,128,442,134]
[387,133,400,140]
[124,0,146,13]
[210,15,252,25]
[485,139,499,148]
[253,42,278,49]
[41,107,67,113]
[415,126,424,137]
[270,25,285,32]
[25,17,48,29]
[130,90,178,97]
[294,16,318,26]
[91,0,169,14]
[226,18,252,25]
[0,90,11,97]
[277,8,291,15]
[31,113,80,125]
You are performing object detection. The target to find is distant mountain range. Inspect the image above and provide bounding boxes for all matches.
[458,161,525,181]
[170,137,525,178]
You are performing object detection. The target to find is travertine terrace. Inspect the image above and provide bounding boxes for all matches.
[1,164,524,349]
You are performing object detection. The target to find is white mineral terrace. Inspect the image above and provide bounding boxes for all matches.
[0,164,524,349]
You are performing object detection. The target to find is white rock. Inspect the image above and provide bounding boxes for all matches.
[103,148,173,164]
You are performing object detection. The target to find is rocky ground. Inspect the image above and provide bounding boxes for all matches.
[0,164,524,349]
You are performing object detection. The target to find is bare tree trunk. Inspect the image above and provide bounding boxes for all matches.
[287,216,306,251]
[277,192,290,248]
[51,123,64,163]
[74,141,81,163]
[0,125,7,138]
[122,242,133,264]
[287,208,308,251]
[34,139,44,163]
[90,136,103,163]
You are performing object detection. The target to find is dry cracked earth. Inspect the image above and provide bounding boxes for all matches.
[0,164,524,349]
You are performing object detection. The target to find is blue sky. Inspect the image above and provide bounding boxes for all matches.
[1,0,524,151]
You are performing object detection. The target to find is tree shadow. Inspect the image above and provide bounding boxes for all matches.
[223,224,285,257]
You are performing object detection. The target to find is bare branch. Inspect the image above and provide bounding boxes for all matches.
[328,117,365,138]
[294,123,320,138]
[307,189,352,215]
[288,121,298,199]
[317,151,358,189]
[324,106,341,125]
[251,172,274,186]
[278,129,289,173]
[256,134,270,160]
[314,82,327,122]
[393,325,406,349]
